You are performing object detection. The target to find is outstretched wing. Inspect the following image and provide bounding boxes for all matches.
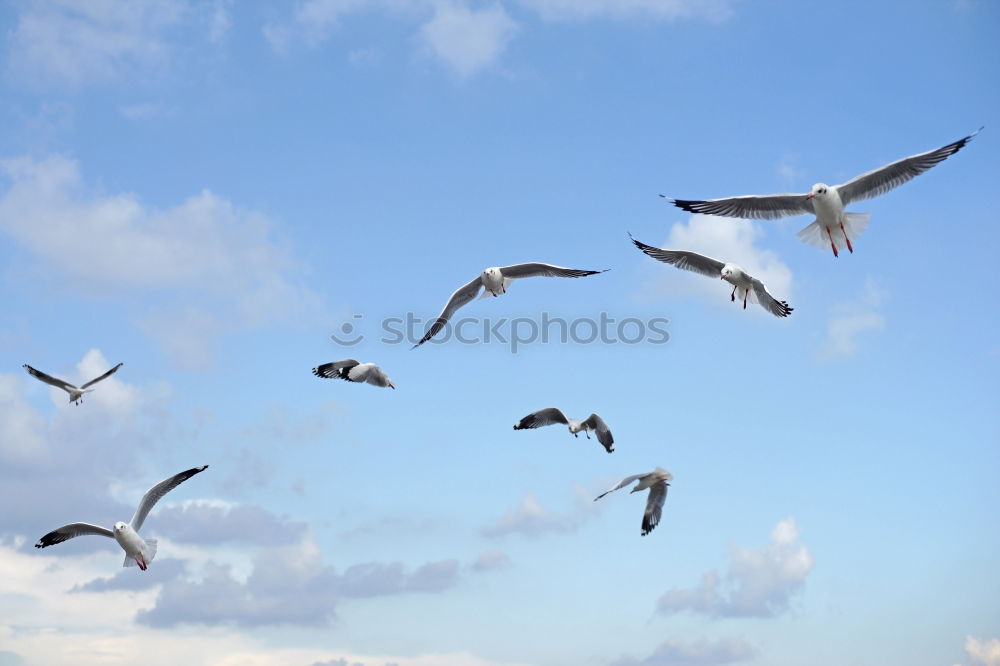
[35,522,114,548]
[513,407,569,430]
[499,263,607,280]
[629,234,725,278]
[750,278,793,318]
[415,276,483,348]
[23,364,77,391]
[312,359,360,380]
[80,362,123,389]
[583,413,614,453]
[130,465,209,531]
[594,474,644,501]
[641,482,669,536]
[836,128,981,206]
[666,193,814,220]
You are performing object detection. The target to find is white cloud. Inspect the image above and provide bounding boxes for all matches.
[418,3,518,77]
[966,636,1000,666]
[0,154,325,364]
[640,215,793,309]
[818,279,887,360]
[481,489,597,538]
[0,540,525,666]
[658,518,814,618]
[263,0,371,52]
[610,636,758,666]
[472,549,511,571]
[5,0,186,88]
[518,0,733,22]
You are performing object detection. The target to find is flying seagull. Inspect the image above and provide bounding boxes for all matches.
[594,467,673,536]
[414,263,607,347]
[23,362,124,405]
[665,128,981,256]
[35,465,208,570]
[312,359,395,389]
[513,408,614,453]
[630,234,792,317]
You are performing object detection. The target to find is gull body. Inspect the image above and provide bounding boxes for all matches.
[513,408,614,453]
[415,263,607,347]
[630,234,792,317]
[22,362,123,405]
[667,129,981,256]
[35,465,208,570]
[312,358,395,389]
[594,467,673,536]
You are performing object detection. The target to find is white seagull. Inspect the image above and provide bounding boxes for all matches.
[594,467,673,536]
[312,359,395,389]
[666,128,981,256]
[23,362,124,405]
[513,408,614,453]
[35,465,208,570]
[414,263,607,347]
[630,234,792,317]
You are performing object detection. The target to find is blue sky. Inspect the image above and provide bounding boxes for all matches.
[0,1,998,665]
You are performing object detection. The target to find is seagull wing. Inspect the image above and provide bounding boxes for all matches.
[629,234,725,278]
[513,407,569,430]
[594,474,645,501]
[414,276,483,348]
[499,263,606,280]
[22,364,77,392]
[641,482,668,536]
[836,128,981,207]
[667,193,814,220]
[750,277,794,318]
[129,465,209,531]
[80,362,123,389]
[35,522,114,548]
[583,413,614,453]
[312,359,360,380]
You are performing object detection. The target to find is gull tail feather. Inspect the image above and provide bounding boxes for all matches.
[797,213,870,252]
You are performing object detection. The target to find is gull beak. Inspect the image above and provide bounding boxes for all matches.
[720,275,726,280]
[805,193,814,199]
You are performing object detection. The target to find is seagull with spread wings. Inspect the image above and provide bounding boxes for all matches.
[665,128,981,256]
[35,465,208,570]
[594,467,673,536]
[312,359,395,389]
[22,362,123,405]
[513,408,614,453]
[630,234,792,317]
[414,263,607,347]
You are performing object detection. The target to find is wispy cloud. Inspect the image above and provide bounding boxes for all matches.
[517,0,734,21]
[965,636,1000,666]
[481,489,597,538]
[419,3,518,77]
[657,518,814,618]
[610,636,758,666]
[0,154,326,365]
[818,279,887,360]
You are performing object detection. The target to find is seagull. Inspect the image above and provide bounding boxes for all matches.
[513,408,614,453]
[630,234,792,317]
[312,359,395,389]
[22,362,124,405]
[665,128,981,256]
[35,465,208,570]
[594,467,673,536]
[414,263,607,347]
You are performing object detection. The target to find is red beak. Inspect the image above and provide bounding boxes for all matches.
[805,193,814,199]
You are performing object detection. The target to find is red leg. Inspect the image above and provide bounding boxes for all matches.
[840,222,854,253]
[826,227,839,257]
